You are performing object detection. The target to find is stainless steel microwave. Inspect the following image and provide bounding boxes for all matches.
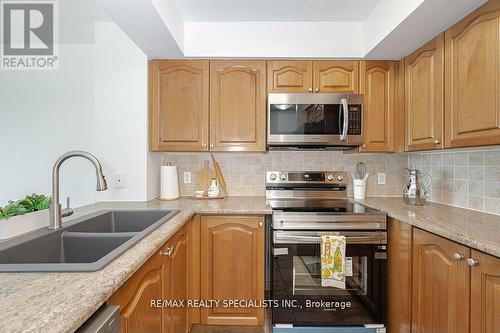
[267,93,364,149]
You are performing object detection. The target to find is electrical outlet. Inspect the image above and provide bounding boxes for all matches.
[377,172,386,185]
[114,173,127,189]
[183,172,192,184]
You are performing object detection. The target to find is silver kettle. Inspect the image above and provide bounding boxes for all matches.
[403,168,432,206]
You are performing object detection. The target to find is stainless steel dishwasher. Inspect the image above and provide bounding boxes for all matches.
[76,305,120,333]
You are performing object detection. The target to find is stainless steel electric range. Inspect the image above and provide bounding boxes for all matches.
[266,171,387,333]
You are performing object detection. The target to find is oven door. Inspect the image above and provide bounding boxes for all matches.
[272,230,386,327]
[267,93,363,147]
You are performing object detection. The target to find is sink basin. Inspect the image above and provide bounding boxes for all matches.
[0,209,179,272]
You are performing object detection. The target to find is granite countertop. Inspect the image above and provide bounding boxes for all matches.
[2,195,500,333]
[354,197,500,258]
[0,196,271,333]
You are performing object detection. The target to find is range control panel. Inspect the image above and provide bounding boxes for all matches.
[266,171,349,185]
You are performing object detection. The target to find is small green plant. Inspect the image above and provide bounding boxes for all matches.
[0,194,52,220]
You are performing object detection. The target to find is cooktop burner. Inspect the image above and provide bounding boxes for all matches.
[267,199,380,214]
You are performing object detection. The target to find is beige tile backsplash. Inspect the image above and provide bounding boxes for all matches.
[161,151,409,198]
[161,146,500,215]
[408,146,500,215]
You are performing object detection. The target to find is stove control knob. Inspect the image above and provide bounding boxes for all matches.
[269,173,277,181]
[337,175,344,182]
[279,174,287,181]
[326,174,334,181]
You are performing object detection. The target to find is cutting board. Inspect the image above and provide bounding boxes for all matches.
[195,160,214,194]
[211,154,228,197]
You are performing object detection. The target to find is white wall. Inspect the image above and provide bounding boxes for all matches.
[93,22,149,202]
[0,2,151,207]
[184,21,364,58]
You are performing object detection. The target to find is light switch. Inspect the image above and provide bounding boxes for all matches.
[377,173,386,185]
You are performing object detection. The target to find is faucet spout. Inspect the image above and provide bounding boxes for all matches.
[49,150,107,230]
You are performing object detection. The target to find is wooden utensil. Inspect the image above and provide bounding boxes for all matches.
[195,160,213,194]
[211,154,228,197]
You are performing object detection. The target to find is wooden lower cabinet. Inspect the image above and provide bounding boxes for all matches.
[200,215,265,326]
[470,250,500,333]
[387,218,412,333]
[108,221,193,333]
[412,228,470,333]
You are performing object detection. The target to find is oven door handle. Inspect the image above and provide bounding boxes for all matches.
[340,97,349,141]
[274,233,386,244]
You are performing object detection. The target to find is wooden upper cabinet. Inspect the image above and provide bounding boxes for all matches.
[405,35,444,151]
[359,61,395,152]
[445,0,500,148]
[108,250,164,333]
[149,60,209,152]
[210,61,266,152]
[267,60,313,92]
[470,250,500,333]
[200,215,265,326]
[412,228,470,333]
[313,60,359,93]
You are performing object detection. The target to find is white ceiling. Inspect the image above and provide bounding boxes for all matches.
[175,0,380,22]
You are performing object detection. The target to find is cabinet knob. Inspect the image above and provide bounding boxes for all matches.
[307,88,312,93]
[452,253,464,261]
[315,88,320,93]
[201,143,207,148]
[210,144,214,148]
[434,139,441,144]
[258,222,263,227]
[160,246,174,257]
[467,258,479,267]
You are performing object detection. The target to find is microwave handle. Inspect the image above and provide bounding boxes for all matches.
[340,98,349,141]
[274,233,386,244]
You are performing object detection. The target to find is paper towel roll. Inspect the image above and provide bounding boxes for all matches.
[160,165,179,200]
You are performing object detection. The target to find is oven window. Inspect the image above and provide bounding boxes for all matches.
[272,243,385,325]
[269,104,343,135]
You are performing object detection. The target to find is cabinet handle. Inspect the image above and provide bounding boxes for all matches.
[452,253,464,261]
[258,222,263,227]
[315,88,320,93]
[160,246,174,257]
[434,139,441,144]
[467,258,479,267]
[308,88,313,93]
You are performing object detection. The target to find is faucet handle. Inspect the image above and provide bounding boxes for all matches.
[61,197,74,218]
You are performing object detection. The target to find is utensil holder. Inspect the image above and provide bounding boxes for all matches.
[353,179,367,200]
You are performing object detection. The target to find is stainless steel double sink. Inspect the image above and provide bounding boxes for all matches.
[0,210,179,272]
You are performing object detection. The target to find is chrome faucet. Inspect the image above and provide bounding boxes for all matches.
[49,151,107,230]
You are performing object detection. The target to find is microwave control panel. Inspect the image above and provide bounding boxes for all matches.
[347,104,362,135]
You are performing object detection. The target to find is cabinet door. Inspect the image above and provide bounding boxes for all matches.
[313,60,359,93]
[163,224,189,333]
[108,250,164,333]
[210,61,266,152]
[200,215,265,326]
[411,228,470,333]
[445,0,500,148]
[405,35,444,151]
[359,61,395,152]
[267,60,313,93]
[387,218,412,333]
[470,250,500,333]
[149,60,209,152]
